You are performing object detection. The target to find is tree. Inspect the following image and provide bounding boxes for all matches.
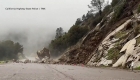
[55,27,64,38]
[0,40,23,60]
[88,0,104,15]
[14,42,23,54]
[49,25,89,56]
[75,18,82,25]
[68,25,89,45]
[82,14,86,21]
[86,11,93,19]
[111,0,121,7]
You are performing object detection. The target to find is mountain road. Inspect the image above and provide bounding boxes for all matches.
[0,63,139,80]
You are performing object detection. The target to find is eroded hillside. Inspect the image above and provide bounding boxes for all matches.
[59,0,140,69]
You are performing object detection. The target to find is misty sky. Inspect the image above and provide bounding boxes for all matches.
[0,0,92,31]
[0,0,111,56]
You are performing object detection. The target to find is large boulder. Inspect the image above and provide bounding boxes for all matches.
[24,59,30,63]
[37,47,50,60]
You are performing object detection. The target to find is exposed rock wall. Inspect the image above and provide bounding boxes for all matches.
[88,13,140,68]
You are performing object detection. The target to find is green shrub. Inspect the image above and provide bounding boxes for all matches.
[114,31,127,39]
[137,5,140,13]
[107,48,120,60]
[0,61,5,64]
[136,37,140,46]
[114,3,124,18]
[90,13,103,28]
[134,25,140,36]
[135,66,140,70]
[111,0,122,7]
[110,1,125,24]
[102,5,112,17]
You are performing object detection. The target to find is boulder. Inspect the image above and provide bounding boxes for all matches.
[126,39,136,55]
[12,59,16,62]
[113,54,128,67]
[97,58,112,66]
[24,59,30,63]
[37,47,50,60]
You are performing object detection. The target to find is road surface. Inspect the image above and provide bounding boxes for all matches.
[0,63,139,80]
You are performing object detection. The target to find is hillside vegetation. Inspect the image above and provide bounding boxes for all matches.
[0,40,23,60]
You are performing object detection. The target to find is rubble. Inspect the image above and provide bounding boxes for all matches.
[97,58,112,66]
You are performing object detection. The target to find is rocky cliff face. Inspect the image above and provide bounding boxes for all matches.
[59,0,140,69]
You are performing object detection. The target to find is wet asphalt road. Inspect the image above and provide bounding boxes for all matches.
[0,63,140,80]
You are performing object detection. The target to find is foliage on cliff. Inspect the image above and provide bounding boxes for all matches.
[49,25,88,56]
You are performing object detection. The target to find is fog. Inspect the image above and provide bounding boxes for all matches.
[0,0,92,56]
[0,0,112,56]
[0,27,56,56]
